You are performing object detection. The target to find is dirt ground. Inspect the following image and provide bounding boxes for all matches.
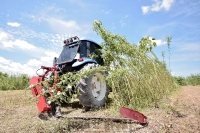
[0,86,200,133]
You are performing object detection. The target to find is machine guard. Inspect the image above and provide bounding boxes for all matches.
[30,76,51,113]
[120,107,147,124]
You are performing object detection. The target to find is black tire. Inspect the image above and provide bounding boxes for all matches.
[77,63,109,110]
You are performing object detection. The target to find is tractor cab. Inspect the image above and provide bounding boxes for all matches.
[30,36,109,116]
[57,36,103,73]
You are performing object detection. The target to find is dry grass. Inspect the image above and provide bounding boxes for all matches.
[0,90,140,132]
[141,85,200,132]
[0,86,200,132]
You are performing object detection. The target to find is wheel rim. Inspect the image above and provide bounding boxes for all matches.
[90,73,106,101]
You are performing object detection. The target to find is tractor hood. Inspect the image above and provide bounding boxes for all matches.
[57,43,79,64]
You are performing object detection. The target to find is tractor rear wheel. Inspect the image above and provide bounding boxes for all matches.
[77,63,108,110]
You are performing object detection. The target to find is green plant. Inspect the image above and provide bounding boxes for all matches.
[0,72,29,90]
[92,20,177,110]
[185,74,200,86]
[173,74,200,86]
[166,35,172,72]
[173,76,187,86]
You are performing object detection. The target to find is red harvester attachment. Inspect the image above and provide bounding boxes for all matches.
[120,107,148,124]
[30,76,51,113]
[29,65,59,113]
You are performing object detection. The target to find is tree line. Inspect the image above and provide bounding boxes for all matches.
[0,71,29,90]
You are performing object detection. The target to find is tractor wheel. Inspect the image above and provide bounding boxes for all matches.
[77,63,109,111]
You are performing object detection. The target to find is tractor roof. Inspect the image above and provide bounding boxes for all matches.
[63,36,101,48]
[80,39,101,48]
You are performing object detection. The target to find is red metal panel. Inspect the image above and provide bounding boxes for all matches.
[120,107,147,124]
[36,94,51,113]
[30,76,50,113]
[30,76,40,97]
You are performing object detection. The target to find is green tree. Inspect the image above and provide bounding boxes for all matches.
[0,72,30,90]
[92,20,177,110]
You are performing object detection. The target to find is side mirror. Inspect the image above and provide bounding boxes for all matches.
[53,57,57,65]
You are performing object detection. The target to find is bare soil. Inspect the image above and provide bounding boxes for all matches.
[0,86,200,133]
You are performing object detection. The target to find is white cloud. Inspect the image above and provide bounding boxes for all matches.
[148,36,167,46]
[0,29,60,75]
[120,15,129,27]
[0,55,60,76]
[0,56,36,76]
[161,0,174,11]
[0,30,53,59]
[47,18,82,35]
[0,32,8,40]
[7,22,21,27]
[178,43,200,51]
[154,39,166,46]
[45,51,58,58]
[169,0,200,18]
[171,53,200,62]
[0,57,11,64]
[2,39,36,50]
[120,20,126,27]
[44,17,92,38]
[141,6,150,14]
[151,0,162,11]
[40,51,59,64]
[146,22,176,35]
[27,59,42,67]
[138,37,166,47]
[22,11,91,38]
[26,51,58,68]
[0,30,36,50]
[49,18,80,30]
[105,9,113,14]
[101,9,113,14]
[142,0,174,14]
[24,13,83,34]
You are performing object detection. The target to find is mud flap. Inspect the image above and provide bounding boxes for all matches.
[30,76,50,113]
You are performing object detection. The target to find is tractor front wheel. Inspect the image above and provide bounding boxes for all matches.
[77,63,108,110]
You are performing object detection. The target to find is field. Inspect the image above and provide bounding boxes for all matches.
[1,20,200,132]
[0,86,200,133]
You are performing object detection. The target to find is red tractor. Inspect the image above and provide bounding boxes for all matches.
[29,36,109,117]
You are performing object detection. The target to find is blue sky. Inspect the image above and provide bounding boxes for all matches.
[0,0,199,76]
